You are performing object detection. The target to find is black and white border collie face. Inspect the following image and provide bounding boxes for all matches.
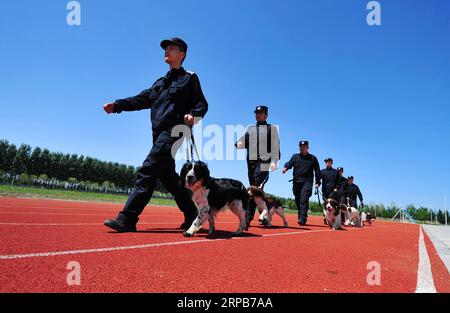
[180,161,249,237]
[324,198,342,230]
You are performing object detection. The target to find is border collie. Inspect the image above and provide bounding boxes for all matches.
[247,186,288,227]
[180,161,249,237]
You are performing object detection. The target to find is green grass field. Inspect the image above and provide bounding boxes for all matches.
[0,185,177,207]
[0,185,321,217]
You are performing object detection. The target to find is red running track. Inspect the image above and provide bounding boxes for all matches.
[0,196,448,293]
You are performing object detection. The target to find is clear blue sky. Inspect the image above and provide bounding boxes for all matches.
[1,0,449,211]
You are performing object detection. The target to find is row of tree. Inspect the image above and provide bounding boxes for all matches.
[0,139,168,193]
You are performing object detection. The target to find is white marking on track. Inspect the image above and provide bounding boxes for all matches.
[415,226,437,293]
[0,211,203,218]
[0,226,385,260]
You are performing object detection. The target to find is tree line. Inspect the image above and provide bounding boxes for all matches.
[0,139,167,193]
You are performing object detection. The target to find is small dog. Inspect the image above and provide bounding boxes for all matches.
[342,198,362,227]
[247,186,288,227]
[180,161,249,237]
[324,198,342,230]
[361,212,376,226]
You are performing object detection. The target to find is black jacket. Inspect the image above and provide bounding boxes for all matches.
[284,153,321,185]
[344,183,363,202]
[235,121,281,164]
[113,67,208,133]
[320,167,339,194]
[337,176,348,194]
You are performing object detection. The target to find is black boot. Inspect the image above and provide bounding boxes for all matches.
[104,214,137,233]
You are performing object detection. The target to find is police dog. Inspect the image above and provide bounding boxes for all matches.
[247,186,288,228]
[324,198,343,230]
[361,212,376,226]
[180,161,249,237]
[342,198,362,227]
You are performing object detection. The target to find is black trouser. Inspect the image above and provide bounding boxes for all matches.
[293,181,313,223]
[349,198,358,208]
[246,161,269,223]
[117,130,197,225]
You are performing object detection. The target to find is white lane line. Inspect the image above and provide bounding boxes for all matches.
[0,226,384,260]
[0,239,224,260]
[415,226,437,293]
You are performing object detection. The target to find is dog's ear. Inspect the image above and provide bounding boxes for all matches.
[197,161,210,186]
[179,162,191,187]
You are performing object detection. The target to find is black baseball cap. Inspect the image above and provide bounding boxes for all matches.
[348,176,354,180]
[324,157,333,163]
[160,37,188,53]
[299,141,309,146]
[254,105,268,114]
[337,167,344,172]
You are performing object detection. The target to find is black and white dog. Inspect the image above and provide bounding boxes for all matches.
[324,198,343,230]
[180,161,249,237]
[342,198,362,227]
[361,212,376,226]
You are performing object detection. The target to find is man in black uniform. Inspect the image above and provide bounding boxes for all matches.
[336,167,348,223]
[320,158,339,225]
[282,141,320,225]
[235,105,280,227]
[344,176,364,209]
[102,38,208,232]
[320,158,339,201]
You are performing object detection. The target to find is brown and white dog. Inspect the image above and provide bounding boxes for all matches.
[247,186,288,228]
[324,198,343,230]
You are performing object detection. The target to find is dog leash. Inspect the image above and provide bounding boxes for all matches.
[315,187,322,207]
[185,126,201,162]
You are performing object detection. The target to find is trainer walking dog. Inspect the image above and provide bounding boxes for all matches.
[235,105,281,228]
[282,141,321,225]
[103,38,208,232]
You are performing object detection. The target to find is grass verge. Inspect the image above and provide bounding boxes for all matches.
[0,185,176,207]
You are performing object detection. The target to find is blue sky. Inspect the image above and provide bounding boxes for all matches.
[1,0,449,211]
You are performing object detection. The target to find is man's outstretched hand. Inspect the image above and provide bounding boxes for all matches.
[103,102,115,114]
[184,114,195,126]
